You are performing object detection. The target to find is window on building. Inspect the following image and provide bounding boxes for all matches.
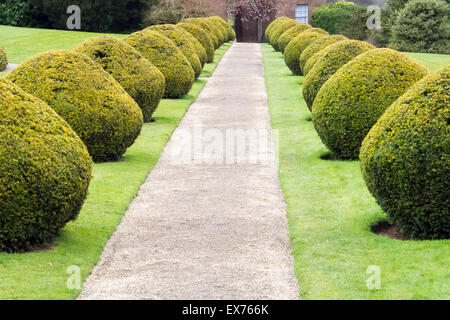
[295,4,308,24]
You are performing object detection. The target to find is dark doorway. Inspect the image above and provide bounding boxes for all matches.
[235,15,271,43]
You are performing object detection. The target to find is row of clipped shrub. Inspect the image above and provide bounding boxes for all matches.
[0,46,7,71]
[0,16,235,253]
[266,17,449,240]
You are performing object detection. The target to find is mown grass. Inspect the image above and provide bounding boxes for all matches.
[261,43,449,300]
[0,26,232,300]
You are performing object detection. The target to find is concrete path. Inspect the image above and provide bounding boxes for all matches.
[0,63,18,73]
[78,43,299,300]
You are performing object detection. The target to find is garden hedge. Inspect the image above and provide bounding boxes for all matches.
[200,17,227,46]
[271,20,301,51]
[183,18,219,49]
[391,0,449,54]
[206,17,232,43]
[75,36,165,122]
[277,24,312,53]
[125,29,195,98]
[178,22,215,63]
[0,46,7,71]
[303,40,375,110]
[7,50,143,162]
[284,30,328,75]
[0,79,92,252]
[209,16,235,41]
[312,48,429,159]
[360,65,450,239]
[298,34,347,75]
[147,24,205,79]
[265,17,291,44]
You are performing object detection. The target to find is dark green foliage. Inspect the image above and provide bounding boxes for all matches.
[312,48,429,159]
[311,1,369,40]
[125,29,195,98]
[0,0,157,32]
[360,65,450,239]
[7,50,144,162]
[0,79,92,252]
[75,36,165,122]
[391,0,449,54]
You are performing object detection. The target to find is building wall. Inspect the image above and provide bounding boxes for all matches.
[276,0,326,23]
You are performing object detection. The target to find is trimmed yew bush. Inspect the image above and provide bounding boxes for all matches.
[284,30,328,75]
[265,17,291,44]
[125,29,195,98]
[298,35,347,75]
[0,46,7,71]
[183,18,219,49]
[312,48,429,159]
[147,24,205,78]
[7,50,143,162]
[303,40,375,110]
[209,16,235,41]
[277,24,312,53]
[178,22,215,63]
[206,17,231,43]
[0,79,92,252]
[271,19,301,51]
[200,17,226,46]
[75,36,165,122]
[360,65,450,239]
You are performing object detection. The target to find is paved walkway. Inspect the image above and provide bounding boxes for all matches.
[78,43,299,300]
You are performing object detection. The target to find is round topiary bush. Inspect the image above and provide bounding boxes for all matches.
[146,24,205,79]
[299,34,347,75]
[0,46,7,71]
[284,30,328,75]
[311,48,429,159]
[206,17,231,43]
[266,17,291,44]
[271,19,301,51]
[7,50,143,162]
[75,36,165,122]
[303,40,375,110]
[0,79,92,252]
[125,29,195,98]
[198,17,226,46]
[277,24,312,53]
[178,22,215,63]
[360,65,450,239]
[183,18,220,49]
[210,16,236,41]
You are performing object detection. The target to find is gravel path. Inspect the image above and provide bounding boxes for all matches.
[78,43,299,300]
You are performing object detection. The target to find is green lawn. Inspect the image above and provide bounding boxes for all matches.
[261,43,449,300]
[404,52,450,71]
[0,26,232,299]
